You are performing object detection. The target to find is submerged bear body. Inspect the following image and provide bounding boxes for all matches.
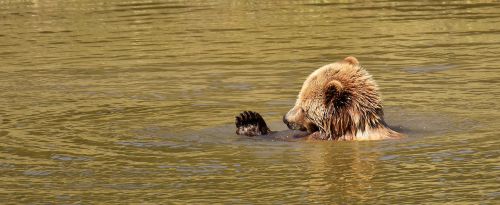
[236,57,402,141]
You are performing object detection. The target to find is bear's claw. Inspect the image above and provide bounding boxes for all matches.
[235,111,270,136]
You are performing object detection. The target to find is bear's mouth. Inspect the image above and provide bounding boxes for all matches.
[284,122,306,131]
[283,118,319,133]
[305,123,319,133]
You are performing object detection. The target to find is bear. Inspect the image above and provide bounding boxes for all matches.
[235,56,402,141]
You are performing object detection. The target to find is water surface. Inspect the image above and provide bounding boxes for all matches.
[1,0,499,204]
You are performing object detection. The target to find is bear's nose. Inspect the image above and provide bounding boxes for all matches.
[283,114,294,129]
[283,114,290,126]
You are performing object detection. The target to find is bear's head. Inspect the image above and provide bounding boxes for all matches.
[283,56,392,140]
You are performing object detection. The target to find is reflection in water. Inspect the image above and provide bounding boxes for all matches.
[0,0,499,204]
[303,143,379,202]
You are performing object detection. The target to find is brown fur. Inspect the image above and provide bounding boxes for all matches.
[236,111,271,136]
[284,56,402,141]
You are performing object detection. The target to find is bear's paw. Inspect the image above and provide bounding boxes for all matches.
[235,111,270,136]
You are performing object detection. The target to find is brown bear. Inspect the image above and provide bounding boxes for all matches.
[235,56,402,141]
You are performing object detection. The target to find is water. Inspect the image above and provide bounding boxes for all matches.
[1,0,499,204]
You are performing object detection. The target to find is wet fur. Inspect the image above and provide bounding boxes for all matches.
[284,56,403,140]
[235,111,270,136]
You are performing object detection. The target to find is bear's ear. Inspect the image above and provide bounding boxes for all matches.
[324,80,349,107]
[343,56,359,65]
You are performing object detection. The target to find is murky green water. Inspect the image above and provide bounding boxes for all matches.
[1,0,499,204]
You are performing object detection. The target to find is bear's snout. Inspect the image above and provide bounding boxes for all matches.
[283,114,304,131]
[283,114,293,129]
[283,108,307,131]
